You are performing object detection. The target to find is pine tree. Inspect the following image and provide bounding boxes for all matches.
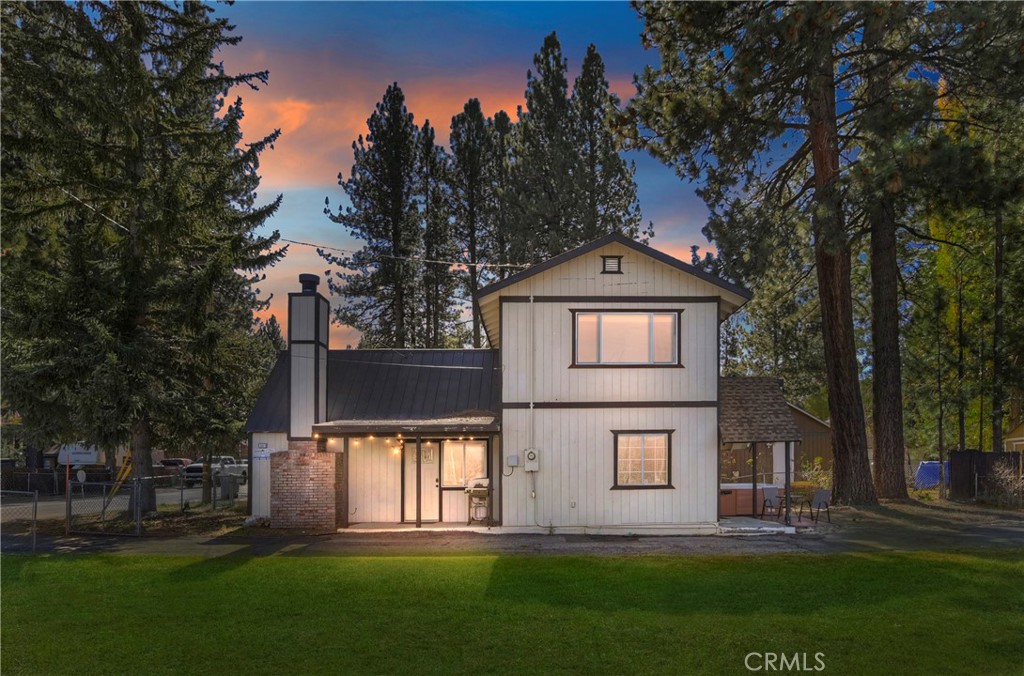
[1,1,284,510]
[623,3,877,503]
[323,83,422,348]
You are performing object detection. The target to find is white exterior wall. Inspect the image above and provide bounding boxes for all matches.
[348,438,402,523]
[501,300,717,403]
[251,433,288,518]
[501,407,717,529]
[492,241,724,531]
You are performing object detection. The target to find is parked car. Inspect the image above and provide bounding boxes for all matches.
[159,458,191,472]
[183,456,247,487]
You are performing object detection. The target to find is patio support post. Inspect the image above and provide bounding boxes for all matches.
[751,442,758,518]
[784,441,792,526]
[415,436,422,528]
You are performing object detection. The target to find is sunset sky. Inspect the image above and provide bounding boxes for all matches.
[218,1,713,347]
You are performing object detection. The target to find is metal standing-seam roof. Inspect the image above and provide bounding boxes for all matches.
[719,376,803,444]
[244,349,501,433]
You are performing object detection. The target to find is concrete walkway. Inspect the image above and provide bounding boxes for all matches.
[3,502,1023,558]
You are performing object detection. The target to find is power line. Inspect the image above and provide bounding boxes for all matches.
[281,237,531,270]
[3,151,130,233]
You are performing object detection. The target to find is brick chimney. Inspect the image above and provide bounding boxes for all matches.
[288,274,329,439]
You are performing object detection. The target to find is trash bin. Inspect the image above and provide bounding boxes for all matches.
[219,475,238,500]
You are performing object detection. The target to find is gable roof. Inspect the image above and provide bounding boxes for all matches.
[245,349,501,433]
[474,232,753,301]
[246,352,290,433]
[719,376,802,444]
[787,403,831,430]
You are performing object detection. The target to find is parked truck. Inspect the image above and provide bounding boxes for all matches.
[183,456,247,488]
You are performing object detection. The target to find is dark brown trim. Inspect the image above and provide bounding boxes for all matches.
[474,232,752,301]
[569,364,686,369]
[399,440,406,523]
[600,255,623,274]
[415,436,422,528]
[570,309,685,368]
[313,422,499,435]
[611,429,675,490]
[437,440,444,522]
[503,401,717,409]
[500,295,720,304]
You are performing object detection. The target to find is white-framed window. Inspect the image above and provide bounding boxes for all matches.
[612,431,673,489]
[573,311,681,366]
[442,440,487,488]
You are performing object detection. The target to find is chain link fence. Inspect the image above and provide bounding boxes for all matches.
[1,490,39,551]
[174,473,243,512]
[67,479,142,536]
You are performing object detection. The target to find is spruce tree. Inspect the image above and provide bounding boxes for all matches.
[513,32,577,261]
[570,44,650,244]
[418,120,461,348]
[486,110,518,279]
[1,1,283,510]
[323,83,422,348]
[450,99,491,347]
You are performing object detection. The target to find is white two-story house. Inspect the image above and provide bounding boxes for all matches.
[246,233,803,534]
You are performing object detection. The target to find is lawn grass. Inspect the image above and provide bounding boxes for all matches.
[2,550,1022,675]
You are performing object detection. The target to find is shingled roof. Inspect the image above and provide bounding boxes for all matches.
[719,376,802,444]
[245,349,501,433]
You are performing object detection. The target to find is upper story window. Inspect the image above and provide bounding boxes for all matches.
[601,255,623,274]
[573,311,681,367]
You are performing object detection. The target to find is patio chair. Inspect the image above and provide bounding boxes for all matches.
[798,489,832,523]
[759,486,783,520]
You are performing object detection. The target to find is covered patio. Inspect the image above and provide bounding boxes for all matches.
[312,415,501,529]
[718,377,803,525]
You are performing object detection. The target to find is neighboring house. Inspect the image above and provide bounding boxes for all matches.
[1004,420,1024,452]
[246,233,803,533]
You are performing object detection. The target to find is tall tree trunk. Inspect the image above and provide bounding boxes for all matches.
[936,304,946,499]
[131,418,156,513]
[869,196,908,498]
[469,206,481,348]
[862,7,908,499]
[806,11,876,504]
[992,206,1004,452]
[957,272,966,451]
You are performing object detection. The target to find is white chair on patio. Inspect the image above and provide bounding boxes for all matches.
[759,486,783,520]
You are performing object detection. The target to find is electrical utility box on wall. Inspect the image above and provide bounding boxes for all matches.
[507,454,521,467]
[524,448,540,472]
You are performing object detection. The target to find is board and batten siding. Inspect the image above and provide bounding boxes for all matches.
[479,241,740,345]
[348,438,401,523]
[501,300,717,404]
[501,407,717,528]
[250,433,289,518]
[491,241,725,530]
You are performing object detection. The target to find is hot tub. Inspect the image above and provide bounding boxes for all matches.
[718,483,781,517]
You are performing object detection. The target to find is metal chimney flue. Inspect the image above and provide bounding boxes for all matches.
[299,273,320,294]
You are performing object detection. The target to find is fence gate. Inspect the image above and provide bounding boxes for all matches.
[67,479,142,536]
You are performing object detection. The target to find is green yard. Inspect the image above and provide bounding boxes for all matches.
[2,550,1022,675]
